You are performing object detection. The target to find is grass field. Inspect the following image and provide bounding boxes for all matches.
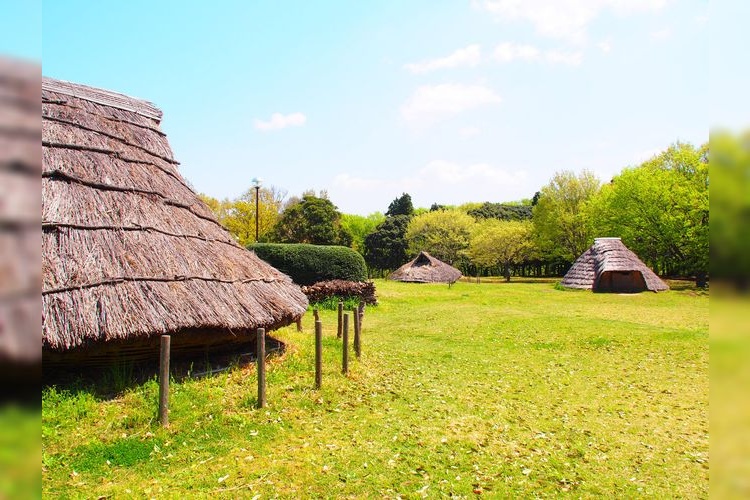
[42,279,708,498]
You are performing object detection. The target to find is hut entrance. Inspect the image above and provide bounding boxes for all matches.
[595,270,647,293]
[413,253,432,266]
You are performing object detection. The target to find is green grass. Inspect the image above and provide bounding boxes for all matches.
[42,279,708,498]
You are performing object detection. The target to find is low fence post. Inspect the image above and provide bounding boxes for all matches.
[257,327,266,408]
[296,316,303,332]
[159,335,171,427]
[315,319,323,389]
[353,307,361,358]
[313,308,320,322]
[342,313,349,375]
[337,302,343,339]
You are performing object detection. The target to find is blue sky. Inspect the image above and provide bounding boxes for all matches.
[32,1,721,214]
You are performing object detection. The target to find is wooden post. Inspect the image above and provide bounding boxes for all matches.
[313,308,319,322]
[256,327,266,408]
[337,302,343,339]
[315,319,323,389]
[342,313,349,375]
[296,316,302,332]
[353,307,361,358]
[159,335,171,427]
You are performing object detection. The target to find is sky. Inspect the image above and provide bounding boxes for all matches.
[14,0,740,214]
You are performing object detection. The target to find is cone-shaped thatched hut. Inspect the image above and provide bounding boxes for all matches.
[42,77,308,367]
[561,238,668,292]
[389,251,462,283]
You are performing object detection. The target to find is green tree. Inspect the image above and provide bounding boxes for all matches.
[363,215,411,272]
[199,186,285,246]
[532,170,601,262]
[341,212,385,254]
[270,194,352,246]
[590,142,708,284]
[386,193,414,217]
[468,219,535,281]
[405,209,475,265]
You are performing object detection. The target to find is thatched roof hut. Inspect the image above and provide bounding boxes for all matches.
[1,58,41,374]
[561,238,668,292]
[389,251,462,283]
[43,77,308,366]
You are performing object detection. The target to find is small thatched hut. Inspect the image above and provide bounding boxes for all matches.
[389,251,462,284]
[42,77,308,367]
[561,237,668,292]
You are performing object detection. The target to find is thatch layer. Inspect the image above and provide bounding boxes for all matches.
[561,237,669,292]
[42,77,308,357]
[0,58,41,364]
[389,251,462,283]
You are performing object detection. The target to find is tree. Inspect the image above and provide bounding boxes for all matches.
[467,202,532,221]
[467,220,535,281]
[270,194,352,246]
[341,212,385,255]
[589,142,708,284]
[363,215,411,272]
[532,170,601,262]
[405,209,475,265]
[199,186,286,246]
[386,193,414,217]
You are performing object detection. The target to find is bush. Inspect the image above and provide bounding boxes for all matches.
[301,280,377,306]
[251,243,368,285]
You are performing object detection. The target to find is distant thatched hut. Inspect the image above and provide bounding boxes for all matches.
[561,238,668,292]
[389,251,462,284]
[42,77,308,367]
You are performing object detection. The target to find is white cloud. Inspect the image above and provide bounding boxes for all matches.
[597,39,612,53]
[419,160,527,185]
[474,0,670,43]
[544,49,583,66]
[460,126,482,138]
[493,42,541,62]
[401,83,502,125]
[254,112,307,131]
[493,43,582,66]
[650,27,673,41]
[404,44,482,74]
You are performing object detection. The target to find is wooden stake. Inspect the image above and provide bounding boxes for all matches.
[353,307,361,358]
[296,316,302,332]
[158,335,170,427]
[342,313,349,375]
[257,327,266,408]
[315,319,323,389]
[337,302,343,339]
[313,308,320,321]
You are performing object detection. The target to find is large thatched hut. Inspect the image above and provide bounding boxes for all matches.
[389,251,462,284]
[561,237,668,292]
[42,77,308,367]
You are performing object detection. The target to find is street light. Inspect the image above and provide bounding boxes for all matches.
[251,177,262,242]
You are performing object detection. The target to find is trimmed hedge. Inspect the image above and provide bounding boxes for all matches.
[251,243,368,286]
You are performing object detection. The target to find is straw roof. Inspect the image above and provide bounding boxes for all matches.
[561,237,669,292]
[389,251,462,283]
[0,58,41,365]
[42,77,308,361]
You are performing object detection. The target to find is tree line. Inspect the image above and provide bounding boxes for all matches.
[200,141,708,284]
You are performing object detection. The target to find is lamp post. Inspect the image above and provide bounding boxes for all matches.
[251,177,262,242]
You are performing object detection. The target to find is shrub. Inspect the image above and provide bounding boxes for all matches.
[251,243,368,285]
[301,280,377,306]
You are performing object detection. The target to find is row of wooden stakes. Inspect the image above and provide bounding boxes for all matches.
[157,302,367,426]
